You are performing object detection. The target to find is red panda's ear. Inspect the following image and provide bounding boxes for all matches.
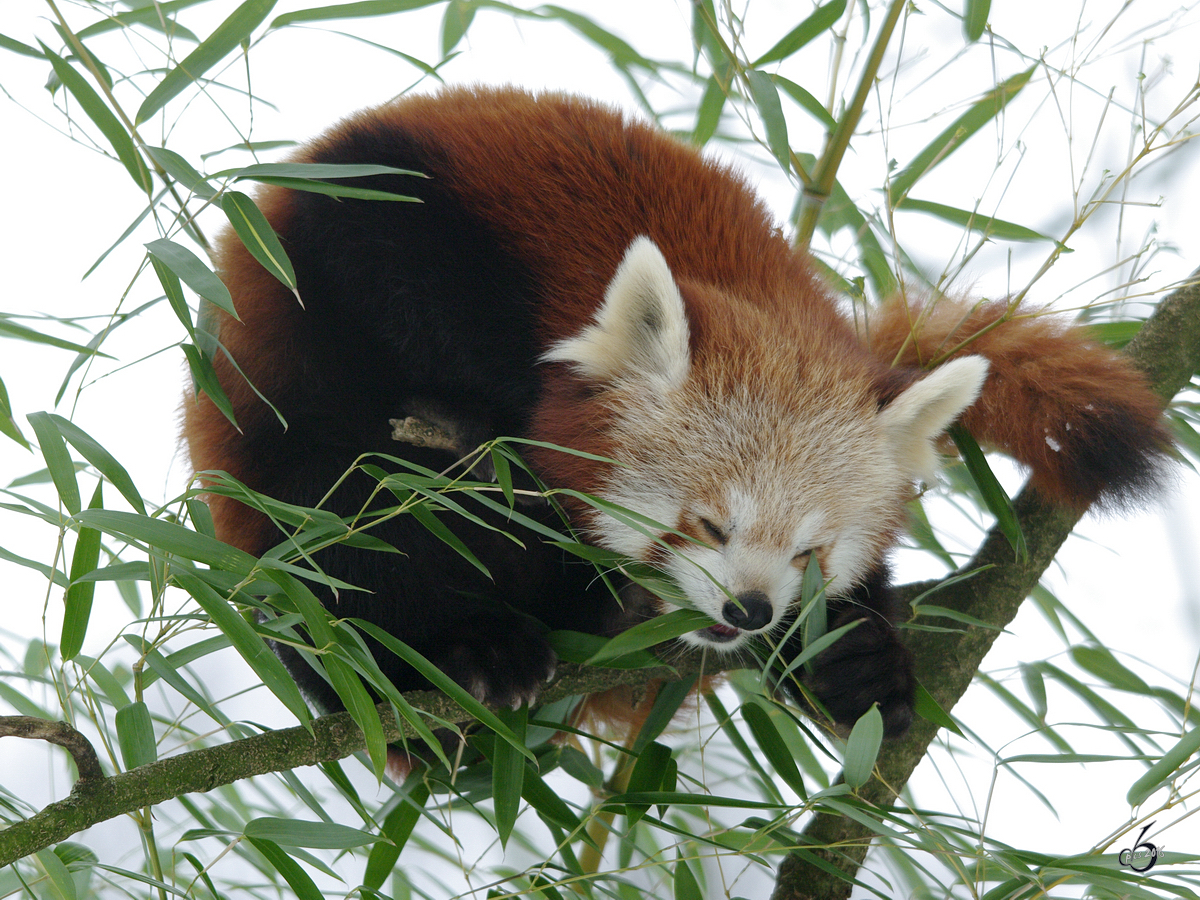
[878,356,989,484]
[541,237,690,389]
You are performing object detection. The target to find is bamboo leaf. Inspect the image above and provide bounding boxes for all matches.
[243,817,380,849]
[27,411,81,515]
[270,0,442,29]
[842,704,883,789]
[221,190,297,292]
[1127,727,1200,806]
[896,197,1057,243]
[243,838,322,900]
[742,700,808,800]
[964,0,991,41]
[949,424,1027,561]
[144,146,217,199]
[492,706,527,847]
[145,239,237,318]
[363,777,431,890]
[173,571,313,727]
[0,376,29,449]
[50,415,145,515]
[115,700,157,770]
[38,41,149,191]
[889,66,1036,202]
[674,850,703,900]
[753,0,847,65]
[585,609,714,664]
[0,317,112,357]
[136,0,278,124]
[746,70,791,173]
[182,342,240,430]
[625,741,672,826]
[62,481,103,661]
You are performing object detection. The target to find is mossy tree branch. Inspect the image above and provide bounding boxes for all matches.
[771,269,1200,900]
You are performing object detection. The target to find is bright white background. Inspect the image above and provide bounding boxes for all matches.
[1,1,1199,896]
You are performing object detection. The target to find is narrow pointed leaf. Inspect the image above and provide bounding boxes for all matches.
[889,66,1036,202]
[746,70,791,173]
[585,609,714,664]
[62,481,104,660]
[364,778,430,890]
[1127,727,1200,807]
[244,816,380,849]
[27,411,81,515]
[270,0,442,29]
[136,0,278,124]
[182,343,239,430]
[842,704,883,789]
[950,424,1027,561]
[243,838,322,900]
[674,851,703,900]
[115,700,157,770]
[753,0,847,65]
[896,197,1056,243]
[491,706,527,847]
[742,701,807,799]
[39,42,149,191]
[0,376,29,448]
[964,0,991,41]
[145,239,236,317]
[221,190,297,291]
[50,415,145,515]
[144,146,217,199]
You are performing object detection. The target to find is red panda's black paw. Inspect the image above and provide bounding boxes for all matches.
[434,617,557,710]
[802,617,916,739]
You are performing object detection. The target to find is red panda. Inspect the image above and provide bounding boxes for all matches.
[184,85,1170,740]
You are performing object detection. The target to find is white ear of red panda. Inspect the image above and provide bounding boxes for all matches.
[878,355,990,485]
[540,237,690,390]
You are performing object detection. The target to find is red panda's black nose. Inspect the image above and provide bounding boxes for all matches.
[722,591,772,632]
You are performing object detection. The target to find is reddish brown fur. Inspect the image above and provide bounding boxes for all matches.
[866,296,1171,509]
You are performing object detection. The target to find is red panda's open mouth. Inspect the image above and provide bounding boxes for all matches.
[700,623,741,643]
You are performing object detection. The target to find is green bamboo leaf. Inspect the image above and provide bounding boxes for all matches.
[1,32,44,58]
[964,0,991,42]
[136,0,278,125]
[889,65,1036,202]
[773,74,837,129]
[547,630,659,669]
[354,620,535,763]
[949,424,1027,561]
[38,41,149,191]
[243,817,380,849]
[896,197,1057,243]
[536,6,653,70]
[0,375,29,448]
[912,683,964,737]
[76,0,205,41]
[674,850,702,900]
[752,0,847,65]
[363,778,430,891]
[150,256,195,338]
[73,654,132,709]
[35,848,77,900]
[173,571,313,727]
[624,741,672,826]
[407,501,491,577]
[228,162,425,180]
[115,700,157,770]
[518,757,587,837]
[742,701,807,800]
[1071,645,1153,694]
[144,146,217,199]
[50,415,145,515]
[441,0,476,55]
[631,675,697,755]
[243,838,322,900]
[912,604,1003,630]
[0,316,112,357]
[27,411,81,515]
[842,704,883,789]
[62,481,103,661]
[145,239,237,318]
[1128,726,1200,806]
[233,175,421,202]
[746,69,791,173]
[221,190,297,292]
[693,74,729,145]
[76,509,256,571]
[585,609,714,664]
[492,706,527,847]
[270,0,442,29]
[182,343,240,431]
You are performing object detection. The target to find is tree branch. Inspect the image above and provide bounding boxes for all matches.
[771,269,1200,900]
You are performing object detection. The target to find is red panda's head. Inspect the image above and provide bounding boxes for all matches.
[540,238,989,652]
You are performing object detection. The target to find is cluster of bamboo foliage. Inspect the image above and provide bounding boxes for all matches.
[1,2,1199,899]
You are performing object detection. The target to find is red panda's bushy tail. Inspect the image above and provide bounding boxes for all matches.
[865,296,1173,511]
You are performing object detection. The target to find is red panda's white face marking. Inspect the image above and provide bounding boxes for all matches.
[543,238,989,651]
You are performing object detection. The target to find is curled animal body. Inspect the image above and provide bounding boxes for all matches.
[183,86,1171,739]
